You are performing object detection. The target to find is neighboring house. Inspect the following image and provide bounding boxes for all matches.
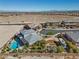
[65,32,79,47]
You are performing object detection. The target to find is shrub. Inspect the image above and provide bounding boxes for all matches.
[30,40,46,52]
[1,47,11,53]
[52,46,57,53]
[18,49,23,53]
[73,48,79,53]
[12,49,17,53]
[23,43,29,49]
[66,40,76,49]
[65,40,79,53]
[57,46,65,53]
[46,31,55,35]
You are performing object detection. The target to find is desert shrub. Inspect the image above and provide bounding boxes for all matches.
[52,46,57,53]
[23,43,29,49]
[73,48,79,53]
[12,49,17,53]
[65,40,79,53]
[68,48,79,53]
[68,48,74,53]
[66,40,76,49]
[18,49,23,53]
[57,46,65,53]
[31,40,46,52]
[1,47,11,53]
[46,31,56,35]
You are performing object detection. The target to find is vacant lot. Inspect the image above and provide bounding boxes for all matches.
[0,14,79,24]
[0,25,23,48]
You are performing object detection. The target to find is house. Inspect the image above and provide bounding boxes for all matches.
[9,25,42,49]
[64,32,79,47]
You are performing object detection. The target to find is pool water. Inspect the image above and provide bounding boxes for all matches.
[9,36,24,49]
[9,40,20,49]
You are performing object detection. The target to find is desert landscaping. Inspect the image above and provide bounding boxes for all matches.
[0,12,79,59]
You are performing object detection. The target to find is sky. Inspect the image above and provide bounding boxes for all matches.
[0,0,79,11]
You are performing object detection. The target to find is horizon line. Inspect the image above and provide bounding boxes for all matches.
[0,10,79,12]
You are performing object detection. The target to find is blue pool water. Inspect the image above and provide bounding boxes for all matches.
[9,36,24,49]
[10,40,20,49]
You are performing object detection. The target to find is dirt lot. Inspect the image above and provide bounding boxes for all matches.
[0,14,79,24]
[0,25,23,48]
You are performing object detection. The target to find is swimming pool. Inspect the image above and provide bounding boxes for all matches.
[9,40,20,49]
